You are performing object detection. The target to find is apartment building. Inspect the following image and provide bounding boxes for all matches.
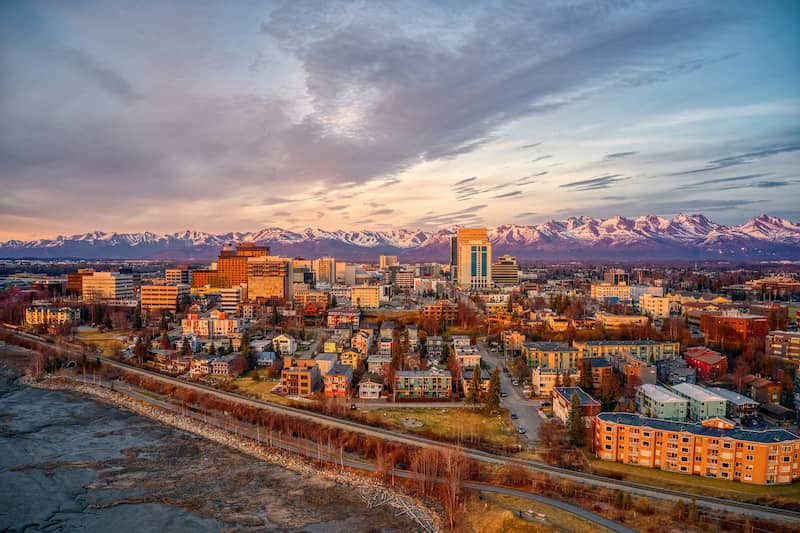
[312,257,337,285]
[684,347,728,380]
[595,412,800,485]
[367,354,392,376]
[701,311,769,345]
[422,301,459,324]
[323,364,353,398]
[82,272,134,301]
[351,329,373,355]
[595,312,649,330]
[394,368,452,401]
[522,341,580,370]
[165,268,191,285]
[454,345,481,369]
[358,374,383,399]
[573,340,680,364]
[379,255,398,270]
[281,365,321,396]
[705,387,760,420]
[636,384,688,421]
[590,283,631,302]
[766,331,800,361]
[639,294,672,319]
[327,307,361,329]
[530,367,580,397]
[552,387,601,427]
[25,306,80,326]
[579,357,614,390]
[140,284,190,313]
[180,311,242,338]
[672,382,727,421]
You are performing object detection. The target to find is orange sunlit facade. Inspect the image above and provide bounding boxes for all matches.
[595,413,800,485]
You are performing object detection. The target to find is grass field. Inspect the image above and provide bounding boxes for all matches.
[369,407,520,449]
[74,328,129,356]
[586,451,800,508]
[233,369,299,406]
[457,492,614,533]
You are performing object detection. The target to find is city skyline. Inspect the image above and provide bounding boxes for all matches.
[1,1,799,240]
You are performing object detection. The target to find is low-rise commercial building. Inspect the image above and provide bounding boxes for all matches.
[140,283,190,313]
[25,306,80,326]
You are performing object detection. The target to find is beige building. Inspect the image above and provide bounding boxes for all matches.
[379,255,398,270]
[140,284,190,312]
[531,367,580,397]
[312,257,337,285]
[595,311,649,330]
[491,254,519,287]
[351,285,381,308]
[639,294,672,319]
[522,341,580,370]
[590,283,631,301]
[574,340,680,364]
[247,256,293,301]
[456,228,492,290]
[82,272,134,301]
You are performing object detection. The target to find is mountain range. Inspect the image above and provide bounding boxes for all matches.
[2,214,799,262]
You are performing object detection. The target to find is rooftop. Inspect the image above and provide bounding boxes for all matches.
[637,384,687,404]
[705,387,759,407]
[576,340,673,346]
[523,341,577,352]
[583,357,612,368]
[553,387,600,406]
[597,412,799,444]
[672,382,725,403]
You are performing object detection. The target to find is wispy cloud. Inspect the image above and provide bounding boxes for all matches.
[605,151,637,159]
[560,174,628,191]
[670,143,800,175]
[492,190,523,199]
[519,142,542,149]
[675,173,771,190]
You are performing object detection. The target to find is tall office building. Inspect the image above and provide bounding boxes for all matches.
[456,228,492,290]
[449,236,458,281]
[165,268,191,285]
[379,255,398,270]
[216,243,269,289]
[82,272,134,301]
[247,256,293,301]
[312,257,337,285]
[491,254,519,287]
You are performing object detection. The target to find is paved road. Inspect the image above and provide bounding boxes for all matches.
[478,342,543,444]
[5,325,800,524]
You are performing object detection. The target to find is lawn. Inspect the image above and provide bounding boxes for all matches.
[232,369,298,406]
[74,327,130,356]
[457,492,614,533]
[368,407,520,449]
[586,451,800,509]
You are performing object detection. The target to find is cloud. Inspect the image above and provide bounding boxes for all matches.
[492,190,523,199]
[530,155,553,163]
[54,47,142,102]
[329,205,348,211]
[670,143,800,175]
[605,151,637,159]
[272,210,291,217]
[560,174,628,191]
[675,173,771,190]
[369,208,395,215]
[453,176,478,187]
[756,180,792,188]
[602,195,627,201]
[518,142,542,149]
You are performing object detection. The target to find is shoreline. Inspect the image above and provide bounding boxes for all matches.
[21,373,441,532]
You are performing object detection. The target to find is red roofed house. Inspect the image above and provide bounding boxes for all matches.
[684,347,728,381]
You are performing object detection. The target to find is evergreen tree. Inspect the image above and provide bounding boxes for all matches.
[209,342,216,355]
[466,367,482,404]
[160,331,171,350]
[133,305,143,330]
[181,337,191,355]
[486,367,501,411]
[160,313,169,332]
[567,392,585,446]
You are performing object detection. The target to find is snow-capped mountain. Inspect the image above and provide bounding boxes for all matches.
[1,214,798,261]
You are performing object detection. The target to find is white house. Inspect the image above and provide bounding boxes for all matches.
[273,334,298,355]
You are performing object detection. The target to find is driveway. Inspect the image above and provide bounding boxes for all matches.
[478,343,542,444]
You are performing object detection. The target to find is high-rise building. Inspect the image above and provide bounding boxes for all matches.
[456,228,492,290]
[247,256,293,301]
[67,269,94,295]
[379,255,398,270]
[213,243,269,289]
[165,268,192,285]
[312,257,337,285]
[82,272,134,301]
[449,236,458,281]
[491,254,519,287]
[141,284,190,312]
[604,268,629,285]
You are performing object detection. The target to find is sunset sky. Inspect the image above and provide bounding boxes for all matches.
[1,1,798,240]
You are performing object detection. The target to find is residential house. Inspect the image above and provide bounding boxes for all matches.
[324,364,353,398]
[273,334,298,355]
[684,347,728,380]
[552,387,601,428]
[358,374,383,400]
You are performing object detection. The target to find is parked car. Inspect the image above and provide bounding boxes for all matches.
[350,403,357,410]
[510,413,519,420]
[511,379,519,386]
[517,426,527,434]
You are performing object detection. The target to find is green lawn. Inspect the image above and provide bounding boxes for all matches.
[369,407,520,449]
[586,451,800,509]
[232,369,299,406]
